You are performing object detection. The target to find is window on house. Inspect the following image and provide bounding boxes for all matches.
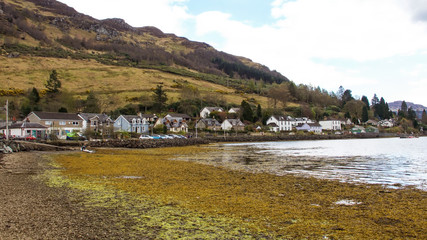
[59,121,66,125]
[45,121,52,125]
[72,122,79,126]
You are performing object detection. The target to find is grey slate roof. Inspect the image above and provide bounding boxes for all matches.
[0,122,47,129]
[79,113,111,122]
[31,111,81,121]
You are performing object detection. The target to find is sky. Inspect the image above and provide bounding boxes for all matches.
[57,0,427,106]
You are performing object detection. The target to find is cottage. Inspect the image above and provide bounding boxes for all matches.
[0,122,47,139]
[221,119,245,131]
[156,114,190,133]
[200,107,224,118]
[350,125,366,134]
[319,120,342,131]
[295,123,322,134]
[78,113,113,135]
[196,118,221,131]
[26,111,83,139]
[378,120,394,128]
[114,115,149,134]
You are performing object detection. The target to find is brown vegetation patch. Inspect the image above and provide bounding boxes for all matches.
[50,147,427,239]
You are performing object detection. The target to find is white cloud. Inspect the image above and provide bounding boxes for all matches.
[59,0,191,35]
[57,0,427,105]
[192,0,427,105]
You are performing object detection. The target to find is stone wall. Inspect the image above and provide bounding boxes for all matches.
[1,140,72,153]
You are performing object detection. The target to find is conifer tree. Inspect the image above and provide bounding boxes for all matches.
[362,106,369,123]
[361,95,370,110]
[422,109,427,124]
[256,104,262,122]
[29,87,40,104]
[371,94,379,106]
[400,101,408,116]
[45,70,61,93]
[83,90,101,113]
[152,84,168,112]
[241,100,253,122]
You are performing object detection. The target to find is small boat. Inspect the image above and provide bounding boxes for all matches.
[82,149,95,153]
[81,146,95,153]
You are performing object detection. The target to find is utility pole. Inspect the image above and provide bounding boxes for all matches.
[195,118,198,138]
[5,99,9,141]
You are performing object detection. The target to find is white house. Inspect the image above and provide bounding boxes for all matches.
[378,120,394,128]
[0,122,47,139]
[294,117,314,126]
[319,120,342,131]
[228,108,240,114]
[78,113,113,135]
[221,119,245,131]
[266,115,294,132]
[295,123,322,134]
[114,115,149,134]
[200,107,224,118]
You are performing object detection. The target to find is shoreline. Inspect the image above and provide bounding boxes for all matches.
[0,152,141,239]
[1,150,426,239]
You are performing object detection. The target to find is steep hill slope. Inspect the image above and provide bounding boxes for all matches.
[0,0,288,86]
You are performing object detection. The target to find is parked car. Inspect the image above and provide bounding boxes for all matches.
[25,135,36,141]
[151,135,163,139]
[160,134,173,139]
[139,135,153,140]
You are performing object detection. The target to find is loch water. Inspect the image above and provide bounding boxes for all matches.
[178,137,427,190]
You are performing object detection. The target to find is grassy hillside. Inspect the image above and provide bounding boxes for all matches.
[0,55,271,112]
[0,0,290,114]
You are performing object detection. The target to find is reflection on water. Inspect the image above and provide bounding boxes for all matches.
[176,137,427,190]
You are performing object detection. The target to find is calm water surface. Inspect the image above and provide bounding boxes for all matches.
[177,137,427,190]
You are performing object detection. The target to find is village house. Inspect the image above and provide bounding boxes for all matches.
[0,121,47,139]
[200,107,224,118]
[139,113,158,123]
[295,122,322,134]
[319,120,342,131]
[378,119,394,128]
[26,111,83,139]
[221,119,245,131]
[164,113,191,122]
[155,114,190,133]
[78,113,113,136]
[196,118,221,131]
[166,120,188,133]
[114,115,149,134]
[228,108,240,114]
[350,125,366,134]
[266,115,294,132]
[365,120,378,126]
[294,117,314,126]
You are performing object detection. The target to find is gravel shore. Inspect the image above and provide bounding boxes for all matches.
[0,152,137,240]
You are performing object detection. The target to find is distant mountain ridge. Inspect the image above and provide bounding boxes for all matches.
[388,101,426,119]
[388,101,426,111]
